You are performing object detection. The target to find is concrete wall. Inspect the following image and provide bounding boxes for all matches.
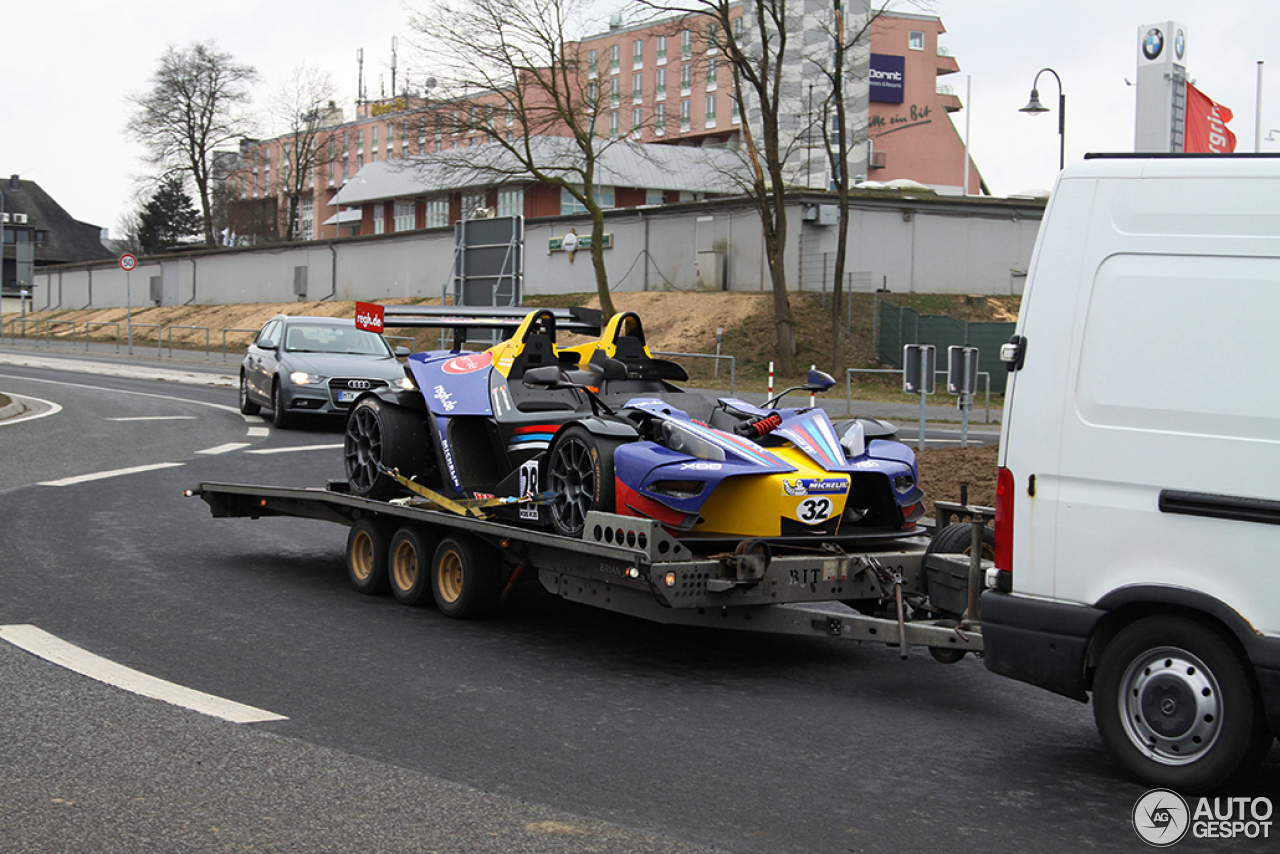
[28,195,1042,311]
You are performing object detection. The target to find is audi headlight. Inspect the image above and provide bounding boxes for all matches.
[396,375,418,390]
[289,371,325,385]
[657,421,726,461]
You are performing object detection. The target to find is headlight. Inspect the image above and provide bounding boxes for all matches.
[657,421,725,461]
[289,371,324,385]
[396,375,418,390]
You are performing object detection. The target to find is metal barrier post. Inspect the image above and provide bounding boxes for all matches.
[166,325,212,359]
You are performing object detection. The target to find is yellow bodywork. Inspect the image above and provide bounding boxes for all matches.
[691,446,851,537]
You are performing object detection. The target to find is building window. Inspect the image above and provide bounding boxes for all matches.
[681,29,692,58]
[632,105,642,134]
[655,102,666,135]
[680,63,692,95]
[679,98,691,131]
[656,35,667,64]
[588,49,598,77]
[295,198,314,240]
[561,187,586,215]
[372,125,379,160]
[419,117,427,151]
[393,199,415,232]
[633,39,644,68]
[610,43,620,72]
[387,123,395,156]
[425,197,448,229]
[705,94,717,127]
[506,105,514,127]
[706,22,719,54]
[610,77,620,108]
[609,111,619,137]
[646,189,665,206]
[909,30,925,51]
[731,94,740,124]
[497,186,522,218]
[655,67,667,100]
[706,57,718,91]
[373,203,386,235]
[733,14,744,39]
[632,72,643,102]
[587,81,599,110]
[462,190,485,219]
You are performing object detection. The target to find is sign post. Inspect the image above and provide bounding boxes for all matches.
[119,254,137,354]
[903,344,936,451]
[947,345,979,447]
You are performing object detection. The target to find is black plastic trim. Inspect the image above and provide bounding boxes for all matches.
[980,590,1106,702]
[1158,489,1280,526]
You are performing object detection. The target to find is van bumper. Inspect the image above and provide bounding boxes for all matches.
[979,590,1106,703]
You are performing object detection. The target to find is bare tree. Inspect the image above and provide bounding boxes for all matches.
[409,0,649,318]
[269,65,340,241]
[635,0,809,375]
[127,42,258,246]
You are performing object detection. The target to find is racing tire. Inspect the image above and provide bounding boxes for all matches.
[1093,615,1272,794]
[388,525,439,606]
[271,381,294,430]
[431,534,501,619]
[238,372,261,416]
[344,396,428,502]
[346,517,393,595]
[544,426,621,539]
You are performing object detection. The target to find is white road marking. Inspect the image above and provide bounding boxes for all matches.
[247,425,270,437]
[197,443,252,455]
[0,624,286,724]
[0,393,62,426]
[39,462,185,487]
[247,443,344,455]
[108,416,198,422]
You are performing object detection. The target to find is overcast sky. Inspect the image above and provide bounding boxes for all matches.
[3,0,1276,234]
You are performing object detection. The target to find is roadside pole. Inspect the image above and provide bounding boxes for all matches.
[119,254,137,355]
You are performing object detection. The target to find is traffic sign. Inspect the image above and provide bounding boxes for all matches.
[119,254,137,272]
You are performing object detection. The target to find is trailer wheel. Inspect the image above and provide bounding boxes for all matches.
[238,372,261,416]
[346,517,393,595]
[431,535,500,619]
[545,426,621,538]
[1093,615,1272,793]
[927,521,995,559]
[927,619,967,664]
[388,525,439,606]
[345,396,427,502]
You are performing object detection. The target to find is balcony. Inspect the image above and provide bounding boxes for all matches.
[936,47,959,77]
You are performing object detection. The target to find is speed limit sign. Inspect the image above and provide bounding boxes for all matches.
[119,254,137,272]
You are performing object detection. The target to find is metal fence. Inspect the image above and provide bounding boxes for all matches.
[877,301,1014,394]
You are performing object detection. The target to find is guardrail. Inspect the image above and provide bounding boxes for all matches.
[221,328,260,362]
[166,325,211,359]
[845,367,993,423]
[84,322,122,353]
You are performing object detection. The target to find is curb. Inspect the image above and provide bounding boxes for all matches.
[0,398,24,420]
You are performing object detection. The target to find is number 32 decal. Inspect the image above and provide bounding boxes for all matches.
[797,497,833,524]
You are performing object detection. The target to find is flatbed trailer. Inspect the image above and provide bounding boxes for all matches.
[191,480,988,661]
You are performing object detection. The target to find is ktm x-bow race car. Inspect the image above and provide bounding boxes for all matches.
[342,305,925,547]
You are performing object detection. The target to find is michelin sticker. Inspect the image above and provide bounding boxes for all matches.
[782,478,846,496]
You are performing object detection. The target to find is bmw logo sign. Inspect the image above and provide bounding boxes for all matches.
[1174,28,1185,60]
[1143,27,1164,60]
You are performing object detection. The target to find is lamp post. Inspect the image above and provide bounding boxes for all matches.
[1019,67,1066,171]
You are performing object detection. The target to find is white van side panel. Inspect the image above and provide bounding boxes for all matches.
[1006,167,1280,637]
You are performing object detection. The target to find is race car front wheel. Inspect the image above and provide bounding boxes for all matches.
[545,426,620,538]
[344,396,427,502]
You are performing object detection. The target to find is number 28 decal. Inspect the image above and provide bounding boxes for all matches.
[797,497,833,524]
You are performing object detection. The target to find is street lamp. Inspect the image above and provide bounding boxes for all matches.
[1019,67,1065,171]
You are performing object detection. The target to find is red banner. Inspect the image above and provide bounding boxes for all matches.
[355,301,384,333]
[1185,83,1237,153]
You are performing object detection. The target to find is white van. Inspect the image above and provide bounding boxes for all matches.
[982,153,1280,793]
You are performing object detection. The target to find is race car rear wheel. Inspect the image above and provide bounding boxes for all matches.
[344,396,427,502]
[545,426,621,538]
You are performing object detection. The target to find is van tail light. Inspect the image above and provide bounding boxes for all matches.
[993,466,1015,591]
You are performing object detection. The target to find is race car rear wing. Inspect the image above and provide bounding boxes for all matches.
[356,303,603,349]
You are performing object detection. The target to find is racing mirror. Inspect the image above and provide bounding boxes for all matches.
[522,365,565,388]
[804,369,837,391]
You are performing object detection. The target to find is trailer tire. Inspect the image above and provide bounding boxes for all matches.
[926,522,995,560]
[431,535,500,619]
[346,517,393,595]
[344,396,427,502]
[545,426,621,538]
[1093,615,1272,793]
[389,525,439,606]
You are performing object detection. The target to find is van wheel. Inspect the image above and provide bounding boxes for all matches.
[431,535,500,619]
[346,518,392,595]
[1093,616,1272,793]
[388,525,439,606]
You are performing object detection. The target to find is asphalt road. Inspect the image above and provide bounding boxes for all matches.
[0,354,1273,853]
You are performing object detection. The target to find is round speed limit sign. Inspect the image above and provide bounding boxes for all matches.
[119,254,137,272]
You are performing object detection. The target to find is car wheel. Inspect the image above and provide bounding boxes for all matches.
[388,525,439,606]
[544,426,620,538]
[431,534,500,619]
[271,381,294,429]
[238,372,261,416]
[346,518,393,595]
[344,396,427,502]
[1093,615,1272,793]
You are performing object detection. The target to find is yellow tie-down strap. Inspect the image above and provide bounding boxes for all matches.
[377,464,554,519]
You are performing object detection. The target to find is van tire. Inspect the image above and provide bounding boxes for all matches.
[1092,615,1272,793]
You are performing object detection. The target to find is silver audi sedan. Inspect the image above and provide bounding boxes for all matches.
[239,314,411,429]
